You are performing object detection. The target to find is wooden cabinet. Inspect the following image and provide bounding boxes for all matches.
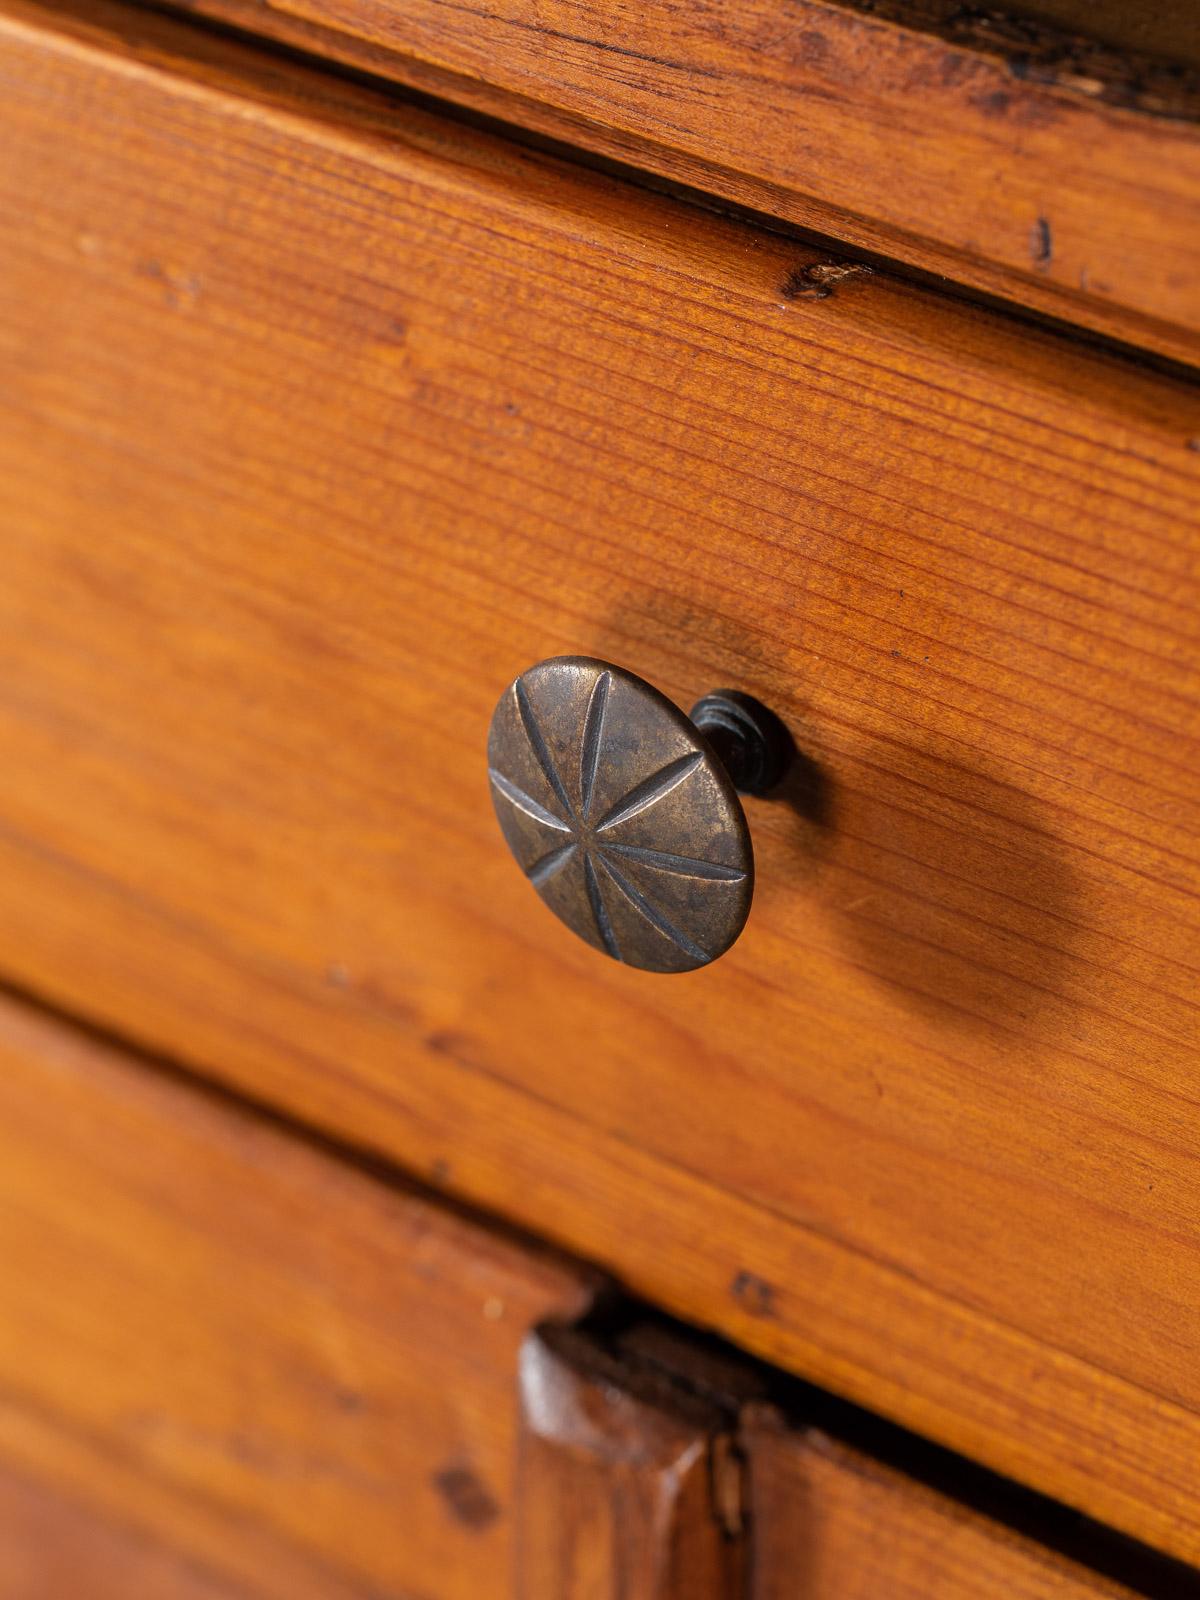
[0,983,1172,1597]
[0,0,1197,1590]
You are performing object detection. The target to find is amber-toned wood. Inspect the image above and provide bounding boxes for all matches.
[0,991,593,1599]
[170,0,1200,366]
[516,1324,741,1599]
[1,0,1199,1562]
[0,1461,253,1600]
[743,1407,1156,1600]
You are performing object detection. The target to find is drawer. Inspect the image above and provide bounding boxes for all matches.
[2,0,1199,1561]
[2,986,1170,1599]
[514,1321,1175,1600]
[743,1406,1185,1600]
[0,992,592,1599]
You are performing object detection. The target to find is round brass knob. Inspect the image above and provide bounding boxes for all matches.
[487,657,791,973]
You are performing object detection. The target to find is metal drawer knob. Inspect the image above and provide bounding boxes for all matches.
[487,657,792,972]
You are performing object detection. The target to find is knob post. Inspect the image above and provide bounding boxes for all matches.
[688,691,793,797]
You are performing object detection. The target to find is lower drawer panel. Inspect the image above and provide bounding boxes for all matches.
[0,996,591,1600]
[2,985,1162,1600]
[745,1409,1173,1600]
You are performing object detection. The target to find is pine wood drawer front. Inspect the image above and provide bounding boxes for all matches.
[743,1410,1171,1600]
[0,994,593,1600]
[1,0,1199,1562]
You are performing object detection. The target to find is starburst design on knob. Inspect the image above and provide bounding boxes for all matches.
[488,668,748,967]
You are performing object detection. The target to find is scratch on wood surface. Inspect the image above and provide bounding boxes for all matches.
[1029,217,1053,267]
[780,260,874,300]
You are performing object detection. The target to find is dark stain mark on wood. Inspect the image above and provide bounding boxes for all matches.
[433,1464,501,1531]
[425,1028,473,1061]
[349,301,410,347]
[730,1270,778,1317]
[967,84,1057,128]
[1030,217,1053,267]
[793,27,830,68]
[974,87,1012,115]
[137,257,201,308]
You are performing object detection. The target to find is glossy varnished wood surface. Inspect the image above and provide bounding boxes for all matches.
[170,0,1200,366]
[744,1408,1150,1600]
[0,0,1199,1561]
[0,991,593,1599]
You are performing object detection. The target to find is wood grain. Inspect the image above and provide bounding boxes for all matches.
[0,990,593,1600]
[517,1324,742,1599]
[743,1407,1153,1600]
[0,1460,257,1600]
[166,0,1200,367]
[0,0,1199,1562]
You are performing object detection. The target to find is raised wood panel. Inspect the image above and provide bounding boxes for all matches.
[0,993,593,1600]
[743,1408,1154,1600]
[170,0,1200,366]
[0,0,1198,1561]
[516,1325,742,1599]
